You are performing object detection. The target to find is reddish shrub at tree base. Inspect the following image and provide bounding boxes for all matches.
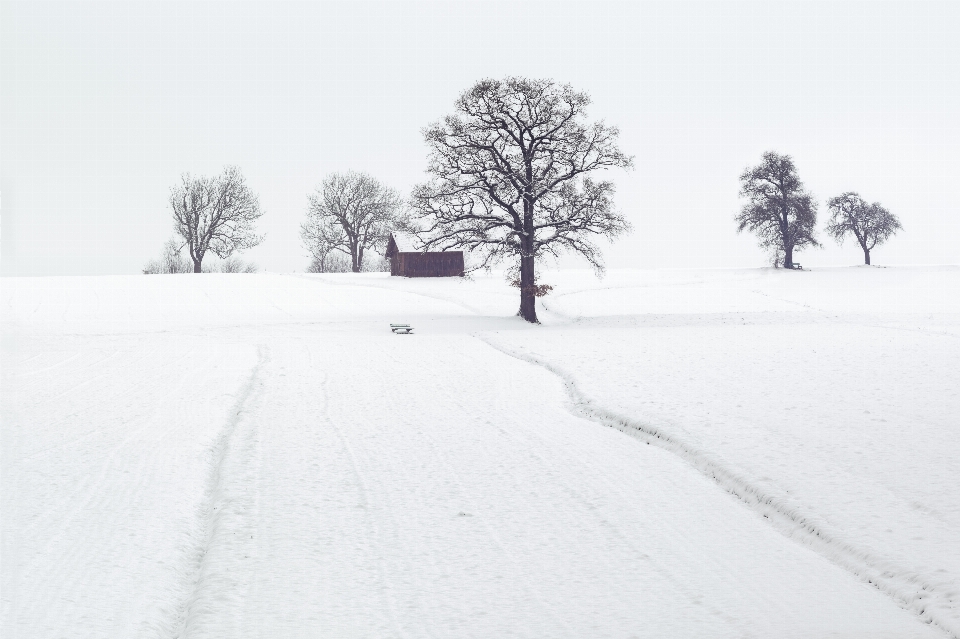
[509,278,554,297]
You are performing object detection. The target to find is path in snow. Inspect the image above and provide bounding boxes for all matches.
[172,318,940,638]
[173,345,269,637]
[481,334,956,637]
[1,271,953,638]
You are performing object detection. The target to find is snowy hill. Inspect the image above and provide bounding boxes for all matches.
[3,267,958,638]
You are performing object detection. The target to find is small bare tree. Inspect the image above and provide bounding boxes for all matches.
[412,77,633,323]
[305,252,352,273]
[142,238,191,274]
[826,192,902,265]
[300,172,403,273]
[170,166,264,273]
[301,220,343,273]
[736,151,820,269]
[216,256,259,273]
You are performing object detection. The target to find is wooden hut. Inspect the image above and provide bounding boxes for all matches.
[384,233,464,277]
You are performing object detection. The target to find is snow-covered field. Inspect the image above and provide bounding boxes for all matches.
[3,266,958,638]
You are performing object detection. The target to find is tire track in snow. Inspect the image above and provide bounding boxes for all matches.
[413,414,577,635]
[164,345,268,639]
[317,361,410,639]
[479,334,958,639]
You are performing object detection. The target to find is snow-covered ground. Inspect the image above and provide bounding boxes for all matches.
[2,266,958,638]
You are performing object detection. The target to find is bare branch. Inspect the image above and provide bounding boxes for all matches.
[411,77,633,322]
[735,151,819,268]
[300,172,405,273]
[170,166,264,272]
[826,192,902,265]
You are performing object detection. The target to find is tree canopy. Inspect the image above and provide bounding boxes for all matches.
[826,192,902,265]
[170,166,263,273]
[412,77,632,322]
[736,151,819,269]
[301,172,403,273]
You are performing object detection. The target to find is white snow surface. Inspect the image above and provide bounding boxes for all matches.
[2,266,958,638]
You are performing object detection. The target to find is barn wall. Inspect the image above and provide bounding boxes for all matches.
[396,252,464,277]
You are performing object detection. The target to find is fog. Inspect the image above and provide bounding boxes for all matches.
[2,1,957,275]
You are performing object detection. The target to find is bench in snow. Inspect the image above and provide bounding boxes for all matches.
[794,263,803,270]
[390,324,414,334]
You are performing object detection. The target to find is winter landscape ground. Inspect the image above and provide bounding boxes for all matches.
[2,266,958,638]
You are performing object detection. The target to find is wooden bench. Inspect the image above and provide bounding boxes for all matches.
[793,263,802,270]
[390,324,414,334]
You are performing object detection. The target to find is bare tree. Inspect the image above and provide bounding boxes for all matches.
[170,166,264,273]
[216,256,259,273]
[360,255,390,273]
[412,77,633,323]
[826,192,902,265]
[300,172,403,273]
[736,151,820,269]
[305,252,352,273]
[301,221,343,273]
[142,238,191,274]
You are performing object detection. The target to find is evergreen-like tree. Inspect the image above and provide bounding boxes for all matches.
[736,152,819,268]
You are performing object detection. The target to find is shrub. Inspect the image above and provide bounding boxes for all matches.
[143,239,191,274]
[216,257,259,273]
[306,253,353,273]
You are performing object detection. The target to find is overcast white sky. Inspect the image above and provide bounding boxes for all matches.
[2,1,958,276]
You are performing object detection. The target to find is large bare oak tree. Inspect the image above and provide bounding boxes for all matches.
[170,166,264,273]
[411,77,633,323]
[736,151,819,269]
[301,172,403,273]
[826,192,902,265]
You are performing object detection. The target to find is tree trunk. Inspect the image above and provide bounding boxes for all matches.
[519,182,538,323]
[193,259,202,273]
[783,244,794,269]
[519,253,538,323]
[864,247,871,265]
